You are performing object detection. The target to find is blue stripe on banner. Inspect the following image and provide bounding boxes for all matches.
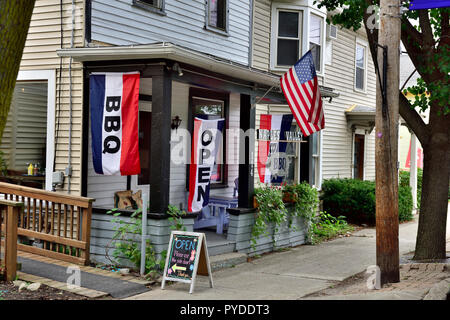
[90,75,105,175]
[272,114,294,184]
[278,114,294,153]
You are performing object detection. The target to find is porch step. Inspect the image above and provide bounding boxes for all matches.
[210,252,247,272]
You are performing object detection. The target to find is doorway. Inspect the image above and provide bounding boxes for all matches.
[353,134,365,180]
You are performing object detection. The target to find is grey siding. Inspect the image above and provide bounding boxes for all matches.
[91,0,251,65]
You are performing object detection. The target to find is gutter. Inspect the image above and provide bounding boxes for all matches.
[57,42,281,87]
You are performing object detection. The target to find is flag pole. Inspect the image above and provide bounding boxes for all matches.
[254,85,278,106]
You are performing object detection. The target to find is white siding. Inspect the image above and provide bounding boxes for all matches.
[322,27,376,181]
[91,0,251,65]
[169,81,190,208]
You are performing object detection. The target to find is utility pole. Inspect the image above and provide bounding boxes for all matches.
[375,0,401,285]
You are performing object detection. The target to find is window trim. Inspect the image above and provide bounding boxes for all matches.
[205,0,229,36]
[187,88,229,190]
[16,70,56,192]
[354,39,368,93]
[132,0,166,16]
[270,3,326,75]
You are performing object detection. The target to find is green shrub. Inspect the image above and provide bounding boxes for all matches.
[321,178,414,225]
[399,169,423,209]
[398,185,413,222]
[320,178,375,224]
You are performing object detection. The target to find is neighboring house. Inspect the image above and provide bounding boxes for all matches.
[399,53,427,171]
[251,0,377,187]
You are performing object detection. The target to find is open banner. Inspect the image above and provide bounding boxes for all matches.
[188,118,225,212]
[90,72,141,176]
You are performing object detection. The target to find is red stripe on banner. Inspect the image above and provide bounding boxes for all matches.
[120,73,141,175]
[257,114,271,183]
[188,119,202,212]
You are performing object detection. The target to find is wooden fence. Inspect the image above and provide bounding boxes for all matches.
[0,182,94,266]
[0,199,22,281]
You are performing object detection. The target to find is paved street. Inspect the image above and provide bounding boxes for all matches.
[126,207,450,300]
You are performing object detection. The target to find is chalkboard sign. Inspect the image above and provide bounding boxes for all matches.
[161,231,213,294]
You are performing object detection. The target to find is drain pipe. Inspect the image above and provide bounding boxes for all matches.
[67,0,75,193]
[140,193,148,276]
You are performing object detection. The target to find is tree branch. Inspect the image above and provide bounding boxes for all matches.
[401,16,424,47]
[418,10,435,49]
[399,94,428,147]
[438,8,449,50]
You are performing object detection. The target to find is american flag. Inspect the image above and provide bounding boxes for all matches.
[280,51,324,137]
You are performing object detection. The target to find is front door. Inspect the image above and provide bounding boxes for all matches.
[353,134,365,180]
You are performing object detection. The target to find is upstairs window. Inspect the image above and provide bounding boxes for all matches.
[206,0,228,34]
[271,4,325,73]
[309,14,322,72]
[133,0,165,14]
[355,43,367,91]
[275,10,303,67]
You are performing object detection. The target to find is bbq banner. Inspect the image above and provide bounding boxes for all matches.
[90,72,141,176]
[188,118,225,213]
[257,114,294,184]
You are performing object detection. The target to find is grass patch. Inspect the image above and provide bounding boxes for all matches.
[311,212,354,244]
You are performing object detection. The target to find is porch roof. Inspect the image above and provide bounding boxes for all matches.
[57,42,281,87]
[345,104,376,133]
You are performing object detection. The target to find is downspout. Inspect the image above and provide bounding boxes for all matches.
[67,0,75,193]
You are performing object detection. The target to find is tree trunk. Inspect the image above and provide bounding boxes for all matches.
[0,0,36,143]
[413,102,449,260]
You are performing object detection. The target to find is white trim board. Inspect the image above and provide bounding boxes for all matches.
[17,70,56,191]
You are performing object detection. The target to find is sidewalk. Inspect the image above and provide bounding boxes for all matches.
[126,209,450,300]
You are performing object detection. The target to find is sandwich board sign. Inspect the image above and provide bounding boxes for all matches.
[161,231,213,294]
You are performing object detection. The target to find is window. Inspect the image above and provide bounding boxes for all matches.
[309,14,322,72]
[133,0,165,14]
[355,43,366,90]
[310,132,321,187]
[275,10,303,67]
[206,0,228,33]
[271,4,325,72]
[0,70,56,191]
[192,96,226,185]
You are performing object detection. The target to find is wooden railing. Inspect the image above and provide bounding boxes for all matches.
[0,199,22,281]
[0,182,94,266]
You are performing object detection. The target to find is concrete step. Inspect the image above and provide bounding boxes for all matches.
[208,240,236,256]
[209,252,248,272]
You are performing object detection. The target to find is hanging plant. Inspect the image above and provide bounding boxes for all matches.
[283,182,319,241]
[251,185,288,249]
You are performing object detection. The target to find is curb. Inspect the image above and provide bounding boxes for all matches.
[423,278,450,300]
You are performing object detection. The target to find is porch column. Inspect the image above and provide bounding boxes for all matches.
[410,133,418,212]
[150,66,172,213]
[238,94,255,208]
